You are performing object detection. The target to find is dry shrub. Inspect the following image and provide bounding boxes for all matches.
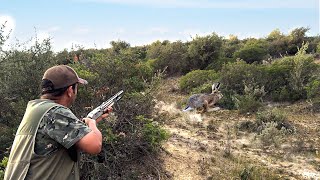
[255,108,294,133]
[199,154,281,179]
[256,122,289,148]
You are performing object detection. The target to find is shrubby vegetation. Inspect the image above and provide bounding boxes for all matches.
[0,157,8,179]
[233,39,269,64]
[179,39,319,113]
[233,83,266,114]
[0,34,169,179]
[179,70,219,93]
[0,25,320,179]
[237,107,294,148]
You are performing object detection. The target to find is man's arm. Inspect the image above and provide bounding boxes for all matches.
[75,118,102,154]
[75,107,112,154]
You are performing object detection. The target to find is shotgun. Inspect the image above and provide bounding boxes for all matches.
[86,90,124,120]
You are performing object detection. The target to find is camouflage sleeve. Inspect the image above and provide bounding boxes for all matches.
[42,106,92,149]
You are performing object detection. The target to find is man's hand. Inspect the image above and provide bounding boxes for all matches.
[77,118,102,154]
[78,107,112,154]
[96,106,113,123]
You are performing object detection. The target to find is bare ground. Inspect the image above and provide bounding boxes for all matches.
[154,78,320,180]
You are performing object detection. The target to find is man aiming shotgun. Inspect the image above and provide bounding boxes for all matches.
[4,65,121,180]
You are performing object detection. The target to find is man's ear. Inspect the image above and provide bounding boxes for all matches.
[67,86,73,97]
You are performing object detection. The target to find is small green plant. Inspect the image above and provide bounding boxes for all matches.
[0,170,3,180]
[316,42,320,54]
[233,94,262,114]
[0,156,8,179]
[233,83,266,114]
[239,165,279,180]
[136,116,170,151]
[240,166,253,180]
[254,108,294,148]
[256,122,290,148]
[306,97,320,113]
[305,79,320,99]
[237,120,256,132]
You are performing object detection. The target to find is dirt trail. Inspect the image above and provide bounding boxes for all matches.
[155,82,320,180]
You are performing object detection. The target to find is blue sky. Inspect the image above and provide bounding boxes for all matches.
[0,0,319,52]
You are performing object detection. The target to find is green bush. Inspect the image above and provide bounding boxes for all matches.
[265,57,306,102]
[233,83,266,114]
[305,79,320,112]
[217,90,236,109]
[190,83,212,94]
[154,41,188,76]
[179,70,219,93]
[137,116,170,150]
[305,79,320,99]
[264,62,291,95]
[187,33,223,70]
[234,46,267,64]
[267,34,289,58]
[265,43,318,102]
[206,57,234,71]
[270,87,303,102]
[220,61,266,95]
[233,94,262,114]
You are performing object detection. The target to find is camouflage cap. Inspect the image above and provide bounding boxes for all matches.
[42,65,88,90]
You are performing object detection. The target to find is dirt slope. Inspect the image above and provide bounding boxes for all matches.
[155,78,320,180]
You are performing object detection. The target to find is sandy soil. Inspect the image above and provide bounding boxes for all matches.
[155,78,320,180]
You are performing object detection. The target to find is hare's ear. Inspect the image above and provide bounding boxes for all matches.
[212,82,220,92]
[215,82,221,90]
[212,83,216,92]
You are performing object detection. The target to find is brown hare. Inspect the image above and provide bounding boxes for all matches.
[183,82,223,113]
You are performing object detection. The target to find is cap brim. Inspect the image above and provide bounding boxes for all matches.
[78,78,88,85]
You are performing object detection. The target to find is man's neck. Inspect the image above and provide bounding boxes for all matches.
[40,96,69,107]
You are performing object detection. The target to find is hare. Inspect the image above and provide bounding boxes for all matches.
[183,82,223,113]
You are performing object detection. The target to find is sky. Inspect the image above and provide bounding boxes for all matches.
[0,0,319,52]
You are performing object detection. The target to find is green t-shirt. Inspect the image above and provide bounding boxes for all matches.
[34,106,91,156]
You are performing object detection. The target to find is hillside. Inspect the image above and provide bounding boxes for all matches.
[154,78,320,180]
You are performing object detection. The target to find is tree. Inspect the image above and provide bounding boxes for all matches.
[146,40,165,60]
[287,27,310,55]
[0,22,11,54]
[110,40,130,54]
[233,39,269,64]
[266,29,289,57]
[222,34,242,58]
[153,41,188,75]
[267,29,284,41]
[187,33,223,70]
